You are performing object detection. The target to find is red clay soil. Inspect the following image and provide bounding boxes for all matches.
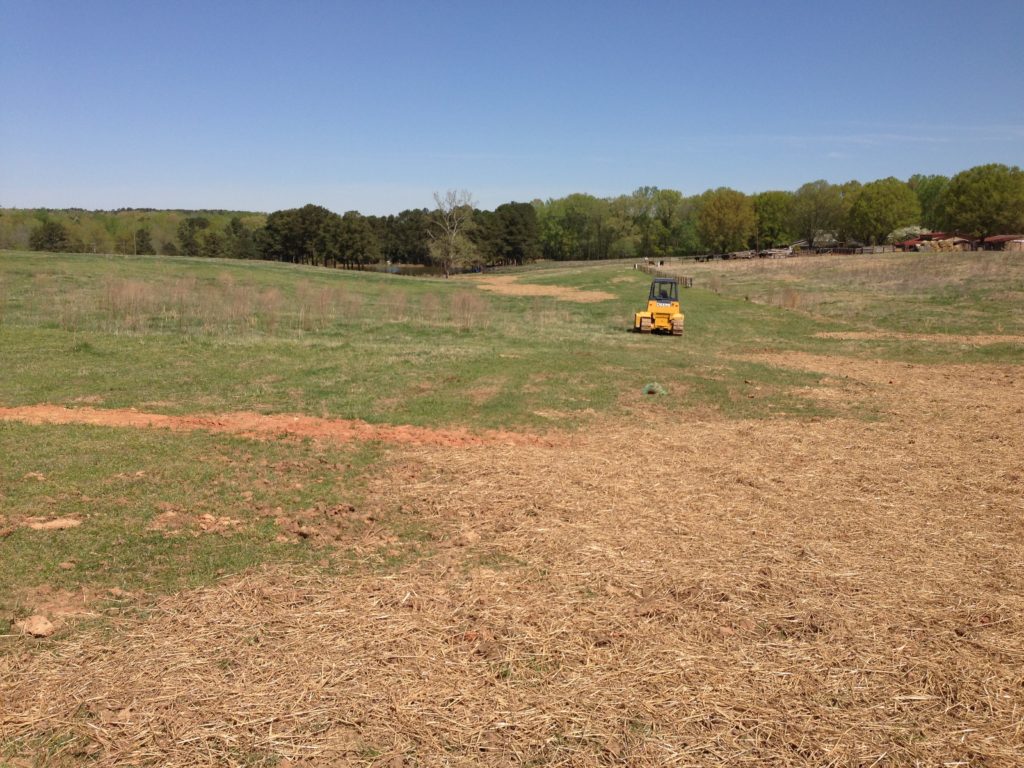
[0,404,558,448]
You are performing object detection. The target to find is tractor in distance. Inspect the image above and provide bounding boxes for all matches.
[633,277,684,335]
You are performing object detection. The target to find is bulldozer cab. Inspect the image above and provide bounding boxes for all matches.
[649,278,678,304]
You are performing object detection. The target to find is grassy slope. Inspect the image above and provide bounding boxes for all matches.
[0,251,843,427]
[683,251,1024,346]
[2,250,1021,626]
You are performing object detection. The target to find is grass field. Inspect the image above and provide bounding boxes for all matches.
[1,250,1023,766]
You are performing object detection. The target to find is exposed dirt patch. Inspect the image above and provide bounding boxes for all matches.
[470,274,616,302]
[2,356,1023,765]
[815,330,1024,345]
[0,405,560,448]
[3,585,101,637]
[22,516,82,531]
[146,506,245,538]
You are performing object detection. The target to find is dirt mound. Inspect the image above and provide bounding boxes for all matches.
[0,405,559,448]
[471,275,616,302]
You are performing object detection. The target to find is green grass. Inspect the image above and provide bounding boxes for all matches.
[0,251,848,427]
[2,249,1020,625]
[0,421,383,634]
[684,250,1024,342]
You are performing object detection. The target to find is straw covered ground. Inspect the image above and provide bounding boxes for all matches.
[2,352,1023,766]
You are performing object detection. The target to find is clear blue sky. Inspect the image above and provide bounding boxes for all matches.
[2,0,1022,215]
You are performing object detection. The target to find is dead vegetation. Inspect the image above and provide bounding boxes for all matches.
[2,353,1023,766]
[12,274,511,336]
[815,330,1024,346]
[675,251,1024,327]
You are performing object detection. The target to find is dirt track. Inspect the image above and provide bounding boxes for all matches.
[470,274,617,302]
[2,355,1023,766]
[0,405,559,448]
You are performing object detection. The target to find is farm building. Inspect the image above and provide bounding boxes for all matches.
[896,232,975,252]
[981,234,1024,251]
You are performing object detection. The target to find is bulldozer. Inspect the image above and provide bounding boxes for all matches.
[633,277,684,335]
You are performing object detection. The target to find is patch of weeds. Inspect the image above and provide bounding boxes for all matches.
[392,518,434,543]
[1,729,102,767]
[230,748,283,767]
[0,423,381,621]
[471,551,526,571]
[374,541,432,572]
[69,339,100,355]
[627,718,655,738]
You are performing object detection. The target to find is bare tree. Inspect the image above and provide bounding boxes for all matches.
[429,189,476,277]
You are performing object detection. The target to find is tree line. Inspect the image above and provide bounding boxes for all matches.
[3,163,1022,267]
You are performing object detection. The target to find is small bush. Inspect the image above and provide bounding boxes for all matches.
[450,291,488,330]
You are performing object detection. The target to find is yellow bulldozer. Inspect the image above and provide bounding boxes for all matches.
[633,277,684,335]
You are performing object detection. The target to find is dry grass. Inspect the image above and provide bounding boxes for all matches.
[815,331,1024,346]
[2,353,1023,766]
[779,287,801,310]
[684,251,1023,290]
[674,251,1024,325]
[417,293,443,326]
[450,291,489,331]
[11,273,308,335]
[380,290,410,322]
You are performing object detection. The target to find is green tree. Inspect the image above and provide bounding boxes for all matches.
[29,220,72,252]
[259,204,339,265]
[135,228,155,255]
[536,194,619,260]
[223,217,259,260]
[622,187,687,259]
[334,211,380,266]
[198,229,226,258]
[652,188,687,257]
[846,177,921,245]
[789,180,844,246]
[696,188,755,253]
[468,208,500,266]
[494,202,540,265]
[941,163,1024,238]
[386,209,432,264]
[177,216,209,257]
[753,191,794,249]
[907,174,949,230]
[627,186,661,260]
[835,180,862,244]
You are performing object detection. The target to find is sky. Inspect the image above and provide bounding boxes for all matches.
[1,0,1022,215]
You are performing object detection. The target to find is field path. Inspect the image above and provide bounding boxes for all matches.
[3,355,1023,766]
[0,404,559,448]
